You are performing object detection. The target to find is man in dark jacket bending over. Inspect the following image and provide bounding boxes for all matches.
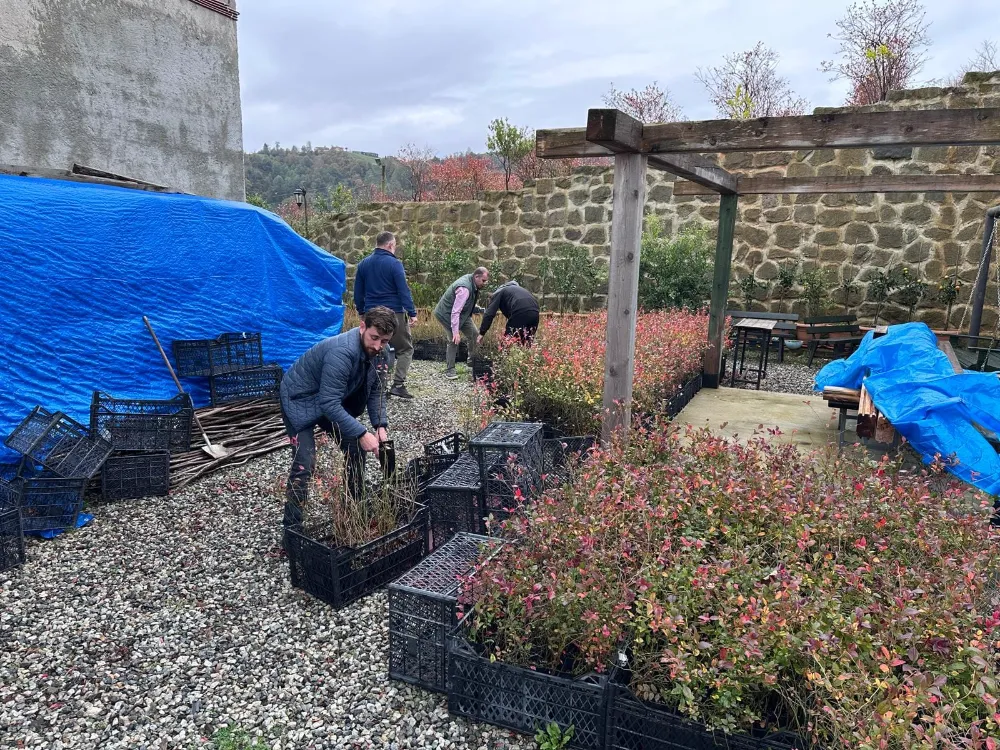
[278,306,395,530]
[477,280,540,346]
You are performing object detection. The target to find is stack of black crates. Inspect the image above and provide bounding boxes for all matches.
[89,391,194,501]
[171,331,283,406]
[1,406,114,560]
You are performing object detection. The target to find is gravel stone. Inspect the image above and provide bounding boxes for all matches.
[0,361,531,749]
[725,352,823,396]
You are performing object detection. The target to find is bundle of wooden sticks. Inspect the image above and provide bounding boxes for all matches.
[169,399,288,490]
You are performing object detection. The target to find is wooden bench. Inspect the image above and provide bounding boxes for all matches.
[725,310,799,362]
[803,314,865,365]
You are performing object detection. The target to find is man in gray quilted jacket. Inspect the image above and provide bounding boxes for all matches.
[278,306,396,531]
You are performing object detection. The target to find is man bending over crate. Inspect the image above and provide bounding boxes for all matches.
[278,306,395,535]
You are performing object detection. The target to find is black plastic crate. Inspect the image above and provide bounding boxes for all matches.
[448,610,609,749]
[606,681,807,750]
[469,421,544,488]
[0,462,87,534]
[285,504,428,609]
[425,432,468,457]
[481,466,536,535]
[5,407,112,478]
[0,506,25,574]
[101,452,170,501]
[541,435,597,489]
[389,532,499,693]
[172,331,264,377]
[90,391,194,452]
[208,363,283,406]
[471,356,493,380]
[406,453,461,492]
[665,371,704,419]
[426,453,484,549]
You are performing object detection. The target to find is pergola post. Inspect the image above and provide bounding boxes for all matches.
[601,152,648,445]
[704,194,739,388]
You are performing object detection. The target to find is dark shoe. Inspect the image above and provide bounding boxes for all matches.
[389,384,414,399]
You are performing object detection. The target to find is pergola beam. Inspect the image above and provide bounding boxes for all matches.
[672,173,1000,195]
[641,107,1000,153]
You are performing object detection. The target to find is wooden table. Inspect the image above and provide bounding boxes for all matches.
[730,318,777,390]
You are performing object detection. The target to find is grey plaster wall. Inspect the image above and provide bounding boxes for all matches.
[0,0,245,201]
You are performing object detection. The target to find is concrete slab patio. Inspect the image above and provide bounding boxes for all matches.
[675,386,840,450]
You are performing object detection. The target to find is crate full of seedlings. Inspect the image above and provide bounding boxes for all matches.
[171,331,264,377]
[541,435,597,490]
[0,500,25,573]
[90,391,194,452]
[208,362,283,406]
[286,502,429,610]
[388,532,500,692]
[101,451,170,501]
[425,453,485,550]
[0,461,87,534]
[5,406,112,478]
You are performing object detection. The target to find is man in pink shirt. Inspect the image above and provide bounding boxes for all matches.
[432,267,489,379]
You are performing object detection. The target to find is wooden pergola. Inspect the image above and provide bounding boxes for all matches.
[536,107,1000,444]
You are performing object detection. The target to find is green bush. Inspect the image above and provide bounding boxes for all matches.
[638,217,713,311]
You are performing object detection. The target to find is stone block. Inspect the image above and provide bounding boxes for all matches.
[872,146,913,160]
[699,205,720,222]
[582,227,607,245]
[844,222,875,244]
[794,193,821,205]
[757,260,779,280]
[535,178,555,195]
[904,241,931,264]
[584,206,605,223]
[754,151,794,168]
[817,209,852,227]
[534,229,551,243]
[565,228,583,241]
[569,189,589,206]
[547,193,567,210]
[723,152,753,169]
[566,209,584,226]
[914,146,950,163]
[648,184,673,203]
[736,224,770,246]
[555,177,572,189]
[762,195,779,209]
[801,244,820,260]
[520,195,535,212]
[764,207,791,222]
[775,224,804,249]
[793,205,816,223]
[922,226,952,242]
[514,243,532,259]
[677,205,697,219]
[815,229,842,247]
[956,222,980,241]
[590,185,612,204]
[506,228,531,246]
[786,161,816,178]
[742,208,762,222]
[500,210,518,226]
[875,225,904,249]
[820,246,849,263]
[603,171,615,184]
[521,211,544,229]
[479,228,492,247]
[808,149,836,166]
[820,194,852,208]
[942,242,963,266]
[545,210,567,227]
[901,203,933,223]
[817,164,848,177]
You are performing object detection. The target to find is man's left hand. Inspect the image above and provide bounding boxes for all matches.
[376,427,389,443]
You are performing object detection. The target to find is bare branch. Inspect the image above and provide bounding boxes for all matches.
[601,81,684,124]
[696,42,809,119]
[396,143,435,201]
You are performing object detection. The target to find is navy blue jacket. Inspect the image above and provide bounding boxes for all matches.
[279,328,388,439]
[354,248,416,318]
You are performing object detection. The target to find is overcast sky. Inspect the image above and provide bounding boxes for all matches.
[236,0,997,156]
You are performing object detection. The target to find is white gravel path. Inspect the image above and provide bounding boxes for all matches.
[0,361,531,750]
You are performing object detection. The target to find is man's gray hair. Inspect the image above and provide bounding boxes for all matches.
[375,231,395,247]
[472,266,489,279]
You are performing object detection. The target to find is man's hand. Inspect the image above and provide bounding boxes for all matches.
[359,432,380,453]
[376,427,389,443]
[452,332,461,345]
[409,316,418,326]
[476,334,483,344]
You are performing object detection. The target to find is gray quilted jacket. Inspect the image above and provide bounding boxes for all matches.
[279,328,388,439]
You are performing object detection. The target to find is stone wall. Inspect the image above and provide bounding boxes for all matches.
[0,0,245,201]
[315,71,1000,328]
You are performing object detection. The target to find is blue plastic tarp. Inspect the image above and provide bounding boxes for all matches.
[815,322,1000,496]
[0,173,346,452]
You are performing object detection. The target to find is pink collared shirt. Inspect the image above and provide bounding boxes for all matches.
[451,286,470,334]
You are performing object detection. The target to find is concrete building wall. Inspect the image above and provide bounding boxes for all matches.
[0,0,244,201]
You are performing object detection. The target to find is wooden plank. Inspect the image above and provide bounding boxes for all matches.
[938,339,963,373]
[537,127,737,194]
[672,173,1000,195]
[703,193,739,388]
[71,163,171,190]
[601,153,648,446]
[641,107,1000,153]
[0,163,182,194]
[586,109,642,152]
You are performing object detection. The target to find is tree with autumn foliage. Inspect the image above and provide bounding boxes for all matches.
[487,118,533,190]
[696,42,808,118]
[397,143,435,201]
[602,81,683,123]
[430,153,506,200]
[821,0,931,106]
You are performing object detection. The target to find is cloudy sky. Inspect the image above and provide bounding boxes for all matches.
[236,0,997,157]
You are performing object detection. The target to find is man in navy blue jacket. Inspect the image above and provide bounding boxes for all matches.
[354,231,418,399]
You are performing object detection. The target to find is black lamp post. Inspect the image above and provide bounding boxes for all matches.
[374,158,386,197]
[294,187,309,234]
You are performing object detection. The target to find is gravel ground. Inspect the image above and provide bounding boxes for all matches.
[0,361,531,750]
[724,351,823,396]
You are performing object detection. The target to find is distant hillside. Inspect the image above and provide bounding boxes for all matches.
[245,145,412,208]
